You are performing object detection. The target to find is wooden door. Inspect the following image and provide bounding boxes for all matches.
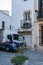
[41,26,43,45]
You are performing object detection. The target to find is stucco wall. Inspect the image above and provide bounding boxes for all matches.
[0,12,11,30]
[34,0,39,46]
[34,0,39,10]
[12,0,35,29]
[12,0,36,49]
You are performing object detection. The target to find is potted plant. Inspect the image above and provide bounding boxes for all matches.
[11,45,29,65]
[11,55,28,65]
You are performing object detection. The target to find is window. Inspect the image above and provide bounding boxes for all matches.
[23,0,27,1]
[42,0,43,15]
[24,11,30,20]
[13,34,19,40]
[7,35,12,41]
[10,25,11,30]
[39,0,43,17]
[13,34,24,41]
[2,21,5,29]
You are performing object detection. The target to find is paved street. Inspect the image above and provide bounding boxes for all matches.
[0,50,43,65]
[25,50,43,65]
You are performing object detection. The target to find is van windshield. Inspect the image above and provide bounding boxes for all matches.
[13,34,24,41]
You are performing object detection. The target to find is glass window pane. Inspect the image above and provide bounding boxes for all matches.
[7,35,12,41]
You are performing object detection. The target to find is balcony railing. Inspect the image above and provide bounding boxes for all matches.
[21,20,32,28]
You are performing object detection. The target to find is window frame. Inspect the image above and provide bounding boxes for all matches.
[23,10,31,20]
[2,21,5,30]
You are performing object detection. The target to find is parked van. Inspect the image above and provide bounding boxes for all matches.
[0,30,25,51]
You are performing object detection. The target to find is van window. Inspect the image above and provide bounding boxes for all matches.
[13,34,24,41]
[19,36,24,41]
[13,35,18,40]
[7,35,12,41]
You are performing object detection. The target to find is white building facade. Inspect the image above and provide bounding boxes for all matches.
[0,10,12,42]
[12,0,35,50]
[12,0,43,50]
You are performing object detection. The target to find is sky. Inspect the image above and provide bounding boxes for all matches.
[0,0,12,16]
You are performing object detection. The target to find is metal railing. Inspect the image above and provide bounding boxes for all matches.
[21,19,32,28]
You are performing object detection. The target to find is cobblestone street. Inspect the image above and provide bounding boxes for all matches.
[0,50,43,65]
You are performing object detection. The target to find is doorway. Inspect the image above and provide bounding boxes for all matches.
[39,26,43,46]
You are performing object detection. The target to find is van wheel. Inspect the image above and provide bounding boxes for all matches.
[5,46,9,51]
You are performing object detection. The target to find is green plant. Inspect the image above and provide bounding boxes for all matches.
[11,44,29,65]
[17,46,26,52]
[11,56,28,65]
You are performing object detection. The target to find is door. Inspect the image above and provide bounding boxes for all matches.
[41,26,43,45]
[24,35,32,46]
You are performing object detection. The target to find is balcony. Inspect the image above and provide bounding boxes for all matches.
[21,20,32,29]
